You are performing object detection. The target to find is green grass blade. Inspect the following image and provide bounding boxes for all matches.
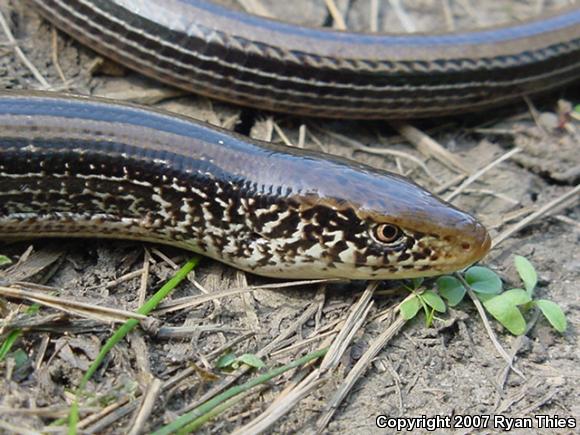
[0,255,12,266]
[0,330,22,361]
[68,400,79,435]
[153,347,328,435]
[0,304,41,361]
[178,389,248,433]
[68,256,200,435]
[79,256,200,389]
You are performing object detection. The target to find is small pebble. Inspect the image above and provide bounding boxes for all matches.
[538,112,559,130]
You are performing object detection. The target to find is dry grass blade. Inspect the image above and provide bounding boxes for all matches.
[355,144,442,184]
[445,147,521,201]
[78,333,256,432]
[156,349,327,434]
[127,378,163,435]
[96,268,145,290]
[231,371,326,435]
[319,127,441,184]
[324,0,347,30]
[76,397,131,430]
[2,248,63,283]
[236,0,274,18]
[0,285,147,323]
[0,405,84,418]
[150,248,180,269]
[271,328,338,357]
[83,400,135,434]
[463,188,520,205]
[0,9,50,88]
[518,389,559,415]
[137,249,151,306]
[316,312,406,433]
[156,324,247,339]
[298,124,306,148]
[95,86,185,105]
[154,279,338,314]
[390,121,470,173]
[554,214,580,230]
[50,26,67,84]
[1,313,65,332]
[0,420,42,435]
[180,292,324,415]
[492,184,580,248]
[434,173,467,194]
[369,0,380,32]
[441,0,455,30]
[498,311,540,389]
[388,0,416,31]
[455,274,525,379]
[272,121,293,146]
[320,281,377,371]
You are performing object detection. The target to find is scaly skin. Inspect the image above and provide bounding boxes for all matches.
[0,92,490,279]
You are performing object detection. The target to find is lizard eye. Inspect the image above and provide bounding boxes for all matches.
[373,223,404,245]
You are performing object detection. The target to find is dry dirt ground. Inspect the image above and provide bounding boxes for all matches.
[0,0,579,434]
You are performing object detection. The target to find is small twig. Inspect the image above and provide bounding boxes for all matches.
[319,127,441,184]
[492,184,580,248]
[523,95,548,136]
[390,121,470,174]
[434,173,468,195]
[354,143,442,185]
[35,334,51,370]
[554,215,580,230]
[499,310,540,389]
[94,269,145,290]
[518,389,559,415]
[137,249,151,307]
[462,188,520,205]
[455,274,525,379]
[491,206,535,229]
[306,128,330,152]
[50,26,67,84]
[445,148,521,202]
[263,117,275,142]
[80,397,133,432]
[150,248,179,269]
[384,357,404,412]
